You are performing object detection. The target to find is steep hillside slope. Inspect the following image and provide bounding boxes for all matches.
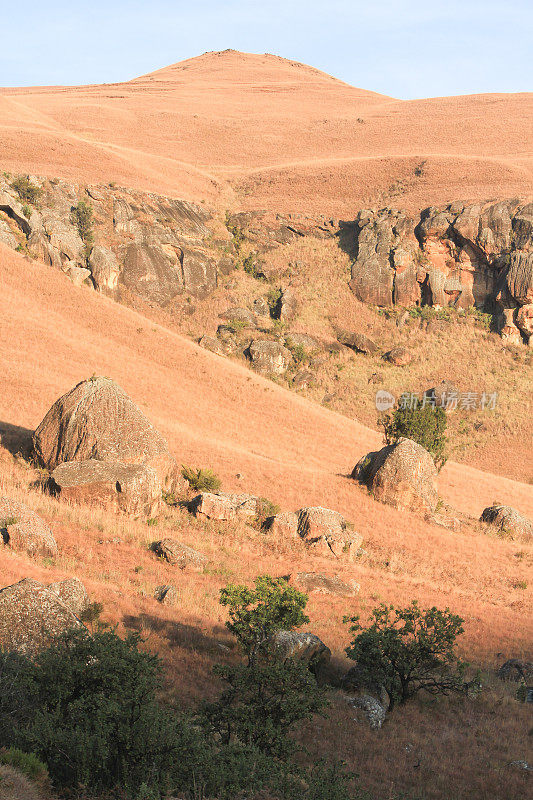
[2,243,532,798]
[1,50,531,214]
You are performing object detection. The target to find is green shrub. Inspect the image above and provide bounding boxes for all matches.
[0,748,48,784]
[10,176,43,205]
[380,401,448,469]
[181,465,221,493]
[21,203,32,218]
[71,200,94,256]
[345,601,471,711]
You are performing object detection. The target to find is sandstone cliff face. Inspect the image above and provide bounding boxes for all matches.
[349,200,533,343]
[0,174,218,304]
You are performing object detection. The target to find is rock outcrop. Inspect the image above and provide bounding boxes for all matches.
[349,200,533,344]
[192,492,259,521]
[0,174,217,303]
[0,497,58,558]
[480,505,533,540]
[248,339,292,374]
[0,578,85,653]
[354,439,439,514]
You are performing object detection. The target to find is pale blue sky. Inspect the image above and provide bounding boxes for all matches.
[1,0,531,99]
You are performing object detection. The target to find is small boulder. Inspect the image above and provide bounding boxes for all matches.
[151,539,207,570]
[298,506,363,559]
[248,339,292,374]
[515,304,533,341]
[154,585,180,605]
[480,505,533,540]
[497,659,533,683]
[292,370,315,389]
[354,439,439,514]
[295,572,359,597]
[383,346,413,366]
[0,578,83,654]
[199,335,227,356]
[0,497,58,558]
[266,511,299,537]
[424,381,459,410]
[345,694,387,729]
[284,333,319,351]
[49,459,162,516]
[192,491,258,521]
[271,630,331,671]
[218,307,257,327]
[337,331,379,355]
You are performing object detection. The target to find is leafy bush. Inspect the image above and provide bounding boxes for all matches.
[10,176,43,205]
[71,200,94,256]
[0,748,48,785]
[380,401,448,469]
[0,628,186,796]
[345,601,471,710]
[181,465,221,493]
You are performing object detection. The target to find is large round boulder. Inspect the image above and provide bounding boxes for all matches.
[33,377,176,489]
[353,438,439,514]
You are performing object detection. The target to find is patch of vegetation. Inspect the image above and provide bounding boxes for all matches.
[71,200,94,257]
[0,748,48,785]
[380,400,448,470]
[345,601,474,711]
[285,338,311,367]
[181,465,222,493]
[10,176,43,206]
[267,286,283,316]
[253,497,281,529]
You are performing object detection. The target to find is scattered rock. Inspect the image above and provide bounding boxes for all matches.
[284,333,319,351]
[151,539,207,570]
[0,578,83,653]
[271,630,331,672]
[89,244,121,293]
[383,346,413,366]
[497,659,533,683]
[480,505,533,540]
[49,459,162,516]
[66,264,91,287]
[345,694,387,729]
[297,507,363,559]
[424,380,459,410]
[154,584,180,605]
[354,439,439,514]
[192,492,258,521]
[295,572,359,597]
[266,511,299,537]
[515,304,533,341]
[337,331,379,355]
[253,296,271,317]
[275,287,298,321]
[0,497,58,558]
[248,339,292,374]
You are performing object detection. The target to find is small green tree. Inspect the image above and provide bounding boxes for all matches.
[220,575,309,665]
[380,401,448,470]
[345,601,469,711]
[202,576,326,759]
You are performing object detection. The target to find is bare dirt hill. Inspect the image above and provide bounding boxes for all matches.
[1,49,531,214]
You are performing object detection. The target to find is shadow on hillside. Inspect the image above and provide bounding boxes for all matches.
[0,421,34,459]
[335,220,358,261]
[123,613,231,656]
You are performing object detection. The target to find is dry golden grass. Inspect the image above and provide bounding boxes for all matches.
[1,243,532,798]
